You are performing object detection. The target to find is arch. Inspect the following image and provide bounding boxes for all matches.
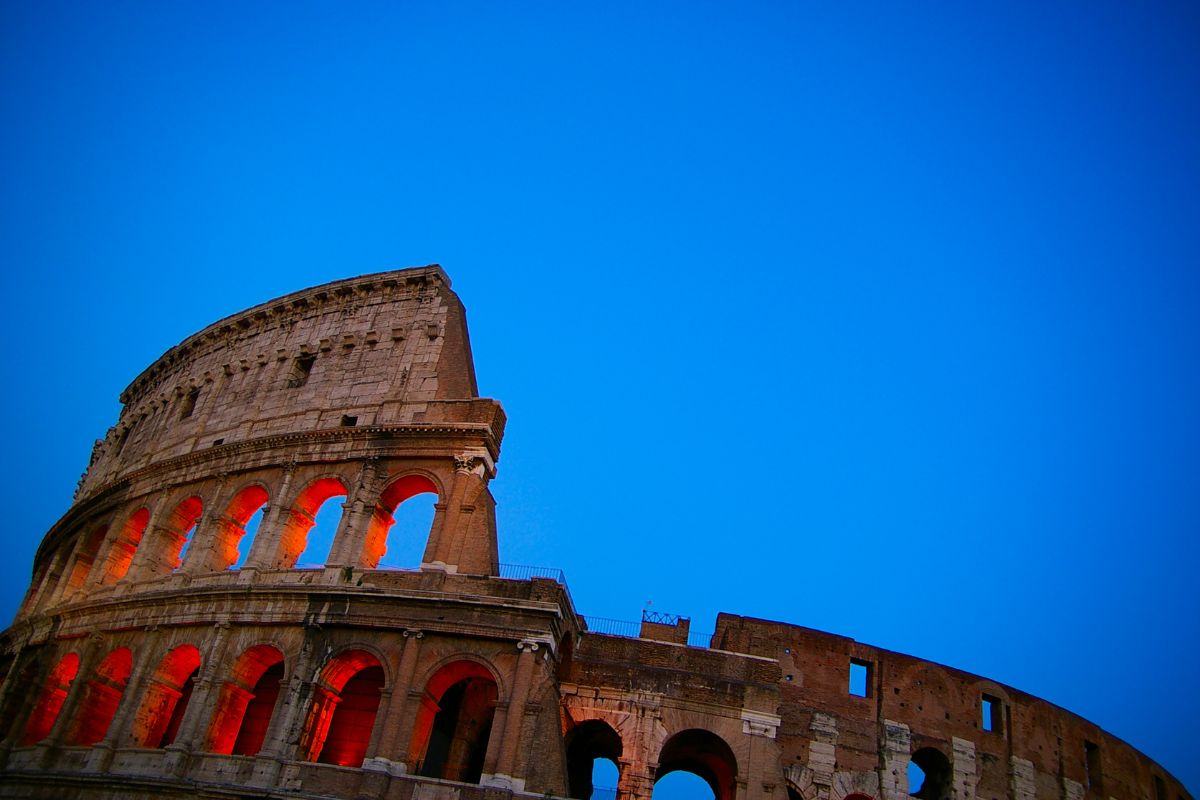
[64,647,133,746]
[411,659,499,784]
[845,794,875,800]
[214,484,270,571]
[130,644,202,748]
[655,729,738,800]
[362,473,440,569]
[97,508,149,585]
[166,495,204,571]
[909,747,951,800]
[60,525,110,598]
[206,644,285,756]
[20,653,80,745]
[300,649,384,768]
[277,477,349,568]
[566,719,623,800]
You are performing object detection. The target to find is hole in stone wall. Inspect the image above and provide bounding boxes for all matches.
[288,354,317,388]
[654,729,737,800]
[179,387,200,419]
[1085,741,1102,792]
[849,659,870,697]
[340,415,358,427]
[566,719,622,800]
[909,748,951,800]
[1155,776,1167,800]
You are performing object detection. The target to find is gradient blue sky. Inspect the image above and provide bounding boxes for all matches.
[2,1,1197,792]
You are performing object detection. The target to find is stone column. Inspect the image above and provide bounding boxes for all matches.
[34,634,111,769]
[245,464,297,571]
[162,622,234,775]
[807,713,838,800]
[364,629,424,775]
[180,476,230,575]
[481,639,539,792]
[249,625,320,788]
[951,737,976,800]
[1011,757,1036,800]
[83,636,160,773]
[327,459,386,571]
[879,720,912,800]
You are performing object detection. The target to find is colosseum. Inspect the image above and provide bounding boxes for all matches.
[0,266,1189,800]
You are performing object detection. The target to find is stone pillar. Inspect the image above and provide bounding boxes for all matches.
[1063,777,1085,800]
[951,737,976,800]
[364,629,424,775]
[481,639,538,792]
[879,720,911,800]
[1011,757,1036,800]
[249,625,319,788]
[180,476,230,575]
[83,637,160,773]
[163,622,234,775]
[327,459,386,570]
[807,713,838,800]
[245,464,298,571]
[32,634,112,770]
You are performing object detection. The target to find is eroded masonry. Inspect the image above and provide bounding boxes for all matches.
[0,266,1189,800]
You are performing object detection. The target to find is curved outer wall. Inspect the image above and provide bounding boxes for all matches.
[0,267,1190,800]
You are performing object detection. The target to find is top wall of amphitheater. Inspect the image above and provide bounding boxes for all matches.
[76,265,480,501]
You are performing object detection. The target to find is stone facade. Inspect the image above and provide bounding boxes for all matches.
[0,266,1190,800]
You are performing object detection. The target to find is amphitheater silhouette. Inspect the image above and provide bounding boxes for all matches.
[0,266,1189,800]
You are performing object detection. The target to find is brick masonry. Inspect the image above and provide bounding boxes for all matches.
[0,267,1190,800]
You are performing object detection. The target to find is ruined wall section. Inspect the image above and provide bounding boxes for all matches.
[76,265,479,502]
[712,615,1192,800]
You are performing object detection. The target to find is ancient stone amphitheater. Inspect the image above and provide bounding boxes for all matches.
[0,266,1189,800]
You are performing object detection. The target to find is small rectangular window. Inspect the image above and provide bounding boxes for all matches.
[981,694,1002,734]
[849,659,870,697]
[180,387,200,419]
[1085,741,1102,792]
[340,415,358,427]
[1153,776,1166,800]
[288,354,316,388]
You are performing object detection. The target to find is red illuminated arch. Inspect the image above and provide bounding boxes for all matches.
[300,649,385,768]
[213,484,269,571]
[98,509,150,585]
[361,473,440,569]
[20,653,80,745]
[206,644,285,756]
[410,659,499,783]
[655,729,738,800]
[164,495,204,572]
[275,477,348,568]
[64,647,133,746]
[131,644,202,748]
[60,525,109,599]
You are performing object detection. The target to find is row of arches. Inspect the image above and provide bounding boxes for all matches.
[29,471,441,612]
[17,643,505,780]
[566,720,740,800]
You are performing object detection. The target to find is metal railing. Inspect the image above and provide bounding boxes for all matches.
[642,609,687,625]
[498,563,566,583]
[580,615,641,638]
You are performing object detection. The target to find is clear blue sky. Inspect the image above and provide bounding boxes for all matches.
[2,1,1197,792]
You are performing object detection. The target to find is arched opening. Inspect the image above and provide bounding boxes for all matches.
[909,748,951,800]
[654,729,737,800]
[166,496,204,572]
[845,794,875,800]
[411,660,498,784]
[98,509,150,584]
[300,649,384,768]
[131,644,202,748]
[216,485,270,570]
[363,474,439,569]
[206,644,285,756]
[566,719,623,800]
[20,653,80,745]
[64,647,133,746]
[279,478,348,569]
[61,525,109,598]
